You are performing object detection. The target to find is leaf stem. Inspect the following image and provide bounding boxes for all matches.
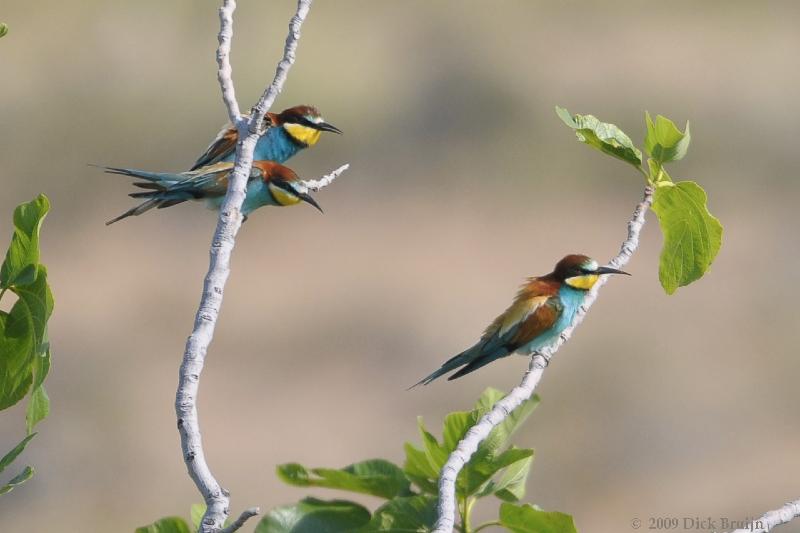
[473,520,502,533]
[0,287,7,303]
[462,497,476,533]
[637,165,650,182]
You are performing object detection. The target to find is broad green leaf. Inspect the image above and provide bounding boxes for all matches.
[190,503,206,530]
[25,385,49,435]
[651,181,722,294]
[491,450,533,502]
[556,106,642,169]
[402,443,439,494]
[255,498,370,533]
[13,266,54,354]
[134,517,192,533]
[442,411,477,452]
[0,310,34,409]
[475,389,539,456]
[359,494,437,532]
[0,23,7,39]
[458,447,533,499]
[645,112,690,164]
[1,195,50,289]
[277,459,413,500]
[0,433,36,475]
[0,267,53,409]
[499,503,577,533]
[488,452,533,502]
[417,418,448,472]
[405,389,539,500]
[0,466,34,496]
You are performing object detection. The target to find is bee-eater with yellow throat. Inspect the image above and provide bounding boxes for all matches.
[414,254,629,385]
[192,105,341,170]
[102,160,322,225]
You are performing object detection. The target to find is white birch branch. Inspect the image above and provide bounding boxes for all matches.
[219,507,260,533]
[730,500,800,533]
[175,2,315,532]
[432,186,655,533]
[295,163,350,193]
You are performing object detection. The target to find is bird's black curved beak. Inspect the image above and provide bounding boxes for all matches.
[596,266,630,276]
[299,192,324,213]
[315,121,343,134]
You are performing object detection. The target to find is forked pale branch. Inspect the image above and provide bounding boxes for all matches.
[175,1,328,532]
[432,186,654,532]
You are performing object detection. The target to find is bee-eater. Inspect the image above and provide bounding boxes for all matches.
[414,255,629,385]
[192,105,342,170]
[102,160,322,225]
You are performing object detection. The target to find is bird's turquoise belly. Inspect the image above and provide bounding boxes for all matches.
[220,128,300,164]
[204,180,275,215]
[518,285,586,355]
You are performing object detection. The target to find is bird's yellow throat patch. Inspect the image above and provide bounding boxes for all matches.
[284,123,322,146]
[268,183,301,206]
[565,274,599,290]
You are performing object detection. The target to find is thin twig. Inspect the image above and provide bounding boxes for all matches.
[432,186,655,533]
[249,0,313,133]
[175,2,315,532]
[730,500,800,533]
[219,507,260,533]
[215,0,241,125]
[295,163,350,193]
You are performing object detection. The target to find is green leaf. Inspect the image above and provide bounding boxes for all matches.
[25,385,49,435]
[645,112,690,165]
[0,267,53,409]
[499,503,577,533]
[255,498,370,533]
[402,443,439,495]
[404,388,539,500]
[456,389,538,498]
[134,517,192,533]
[13,266,54,354]
[25,343,51,434]
[474,447,533,502]
[458,447,533,499]
[476,389,539,456]
[442,410,477,452]
[0,433,36,476]
[0,310,33,410]
[359,494,437,532]
[0,466,34,496]
[277,459,413,500]
[651,181,723,294]
[556,106,642,169]
[1,195,50,289]
[190,503,206,530]
[0,23,7,39]
[417,418,449,473]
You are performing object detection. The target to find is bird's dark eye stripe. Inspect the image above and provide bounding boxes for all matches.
[292,116,314,127]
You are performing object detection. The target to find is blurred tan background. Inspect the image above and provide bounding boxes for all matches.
[2,1,799,531]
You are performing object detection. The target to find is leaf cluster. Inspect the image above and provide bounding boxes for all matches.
[556,107,722,294]
[0,195,53,496]
[138,389,576,532]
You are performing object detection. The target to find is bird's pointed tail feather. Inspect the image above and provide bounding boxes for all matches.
[408,347,478,389]
[92,164,185,185]
[105,198,161,225]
